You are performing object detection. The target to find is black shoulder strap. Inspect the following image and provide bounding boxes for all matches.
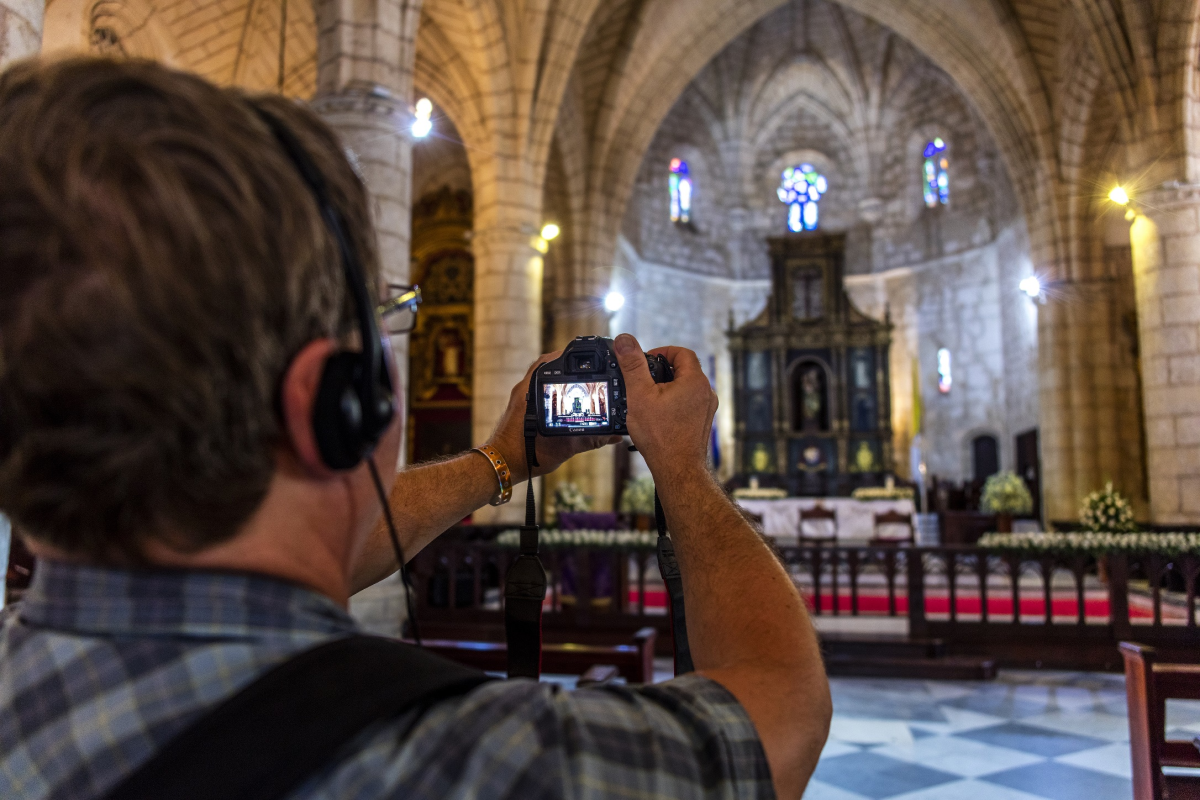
[104,635,490,800]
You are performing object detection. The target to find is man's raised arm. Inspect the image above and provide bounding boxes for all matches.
[613,333,832,799]
[351,353,620,593]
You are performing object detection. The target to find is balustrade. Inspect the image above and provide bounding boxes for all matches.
[408,529,1200,668]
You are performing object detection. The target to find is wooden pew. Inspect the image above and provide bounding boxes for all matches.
[411,627,658,684]
[1121,642,1200,799]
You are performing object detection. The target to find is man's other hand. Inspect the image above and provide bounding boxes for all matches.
[487,351,623,482]
[613,333,717,484]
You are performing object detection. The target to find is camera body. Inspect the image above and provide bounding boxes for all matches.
[535,336,673,436]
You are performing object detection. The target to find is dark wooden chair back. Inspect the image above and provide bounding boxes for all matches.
[799,505,837,544]
[413,627,658,684]
[870,511,915,546]
[1121,642,1200,800]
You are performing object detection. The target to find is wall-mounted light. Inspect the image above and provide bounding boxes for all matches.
[1108,185,1129,206]
[540,223,560,241]
[412,97,433,138]
[530,236,549,254]
[604,291,625,312]
[1019,276,1042,299]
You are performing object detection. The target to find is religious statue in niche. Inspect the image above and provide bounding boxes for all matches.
[797,445,828,473]
[792,362,829,431]
[750,443,773,473]
[852,441,877,472]
[434,328,466,379]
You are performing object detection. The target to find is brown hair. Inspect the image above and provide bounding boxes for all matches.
[0,57,379,562]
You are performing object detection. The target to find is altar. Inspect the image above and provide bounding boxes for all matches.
[736,497,916,542]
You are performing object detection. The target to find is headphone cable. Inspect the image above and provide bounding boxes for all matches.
[367,458,422,646]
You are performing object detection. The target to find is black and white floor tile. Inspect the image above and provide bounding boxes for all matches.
[802,670,1190,800]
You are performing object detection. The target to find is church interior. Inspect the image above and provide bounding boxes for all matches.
[5,0,1200,795]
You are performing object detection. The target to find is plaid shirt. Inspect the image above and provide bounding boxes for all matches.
[0,561,773,799]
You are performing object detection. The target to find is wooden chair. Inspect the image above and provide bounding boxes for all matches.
[412,627,658,684]
[1121,642,1200,800]
[799,504,838,545]
[870,510,915,546]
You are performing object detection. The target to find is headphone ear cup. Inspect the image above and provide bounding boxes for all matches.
[313,351,367,470]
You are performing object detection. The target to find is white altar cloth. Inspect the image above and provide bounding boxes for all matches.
[735,497,916,542]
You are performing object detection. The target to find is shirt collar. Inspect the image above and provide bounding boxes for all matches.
[18,560,358,640]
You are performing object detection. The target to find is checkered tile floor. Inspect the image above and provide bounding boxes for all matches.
[802,670,1191,800]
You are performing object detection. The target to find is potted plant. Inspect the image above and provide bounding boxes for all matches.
[1080,482,1137,534]
[619,477,657,530]
[552,481,591,526]
[980,471,1033,533]
[1079,482,1137,584]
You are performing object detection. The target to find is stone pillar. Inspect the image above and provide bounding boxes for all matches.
[1,0,42,69]
[314,0,420,465]
[471,223,545,523]
[544,299,615,514]
[1130,186,1200,524]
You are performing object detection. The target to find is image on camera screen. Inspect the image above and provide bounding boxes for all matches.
[543,381,610,429]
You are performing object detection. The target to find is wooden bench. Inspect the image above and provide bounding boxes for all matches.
[1121,642,1200,799]
[410,627,658,684]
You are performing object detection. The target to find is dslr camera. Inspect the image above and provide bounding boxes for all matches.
[535,336,673,436]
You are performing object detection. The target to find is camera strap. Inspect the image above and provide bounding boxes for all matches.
[504,367,693,680]
[503,373,548,679]
[654,492,693,675]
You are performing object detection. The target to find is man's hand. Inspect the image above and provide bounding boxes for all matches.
[486,350,623,482]
[613,333,717,485]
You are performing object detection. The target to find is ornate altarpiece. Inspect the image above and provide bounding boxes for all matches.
[407,187,474,463]
[729,234,894,496]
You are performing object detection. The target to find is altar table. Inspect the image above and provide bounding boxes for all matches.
[735,497,916,542]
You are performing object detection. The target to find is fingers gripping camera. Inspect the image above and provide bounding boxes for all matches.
[535,336,673,435]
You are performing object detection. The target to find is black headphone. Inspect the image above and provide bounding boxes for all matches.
[253,107,396,470]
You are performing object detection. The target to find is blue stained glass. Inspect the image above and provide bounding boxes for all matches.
[803,201,818,229]
[669,158,692,223]
[779,163,827,232]
[923,139,949,208]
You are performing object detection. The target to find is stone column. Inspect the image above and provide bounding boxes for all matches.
[1130,185,1200,524]
[544,299,615,513]
[471,223,545,523]
[1,0,42,69]
[313,0,420,461]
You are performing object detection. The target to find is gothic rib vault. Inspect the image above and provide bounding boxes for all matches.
[5,0,1200,522]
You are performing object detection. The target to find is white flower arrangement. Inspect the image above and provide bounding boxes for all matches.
[851,486,915,501]
[980,471,1033,515]
[1079,482,1137,533]
[496,528,659,549]
[619,477,657,514]
[553,481,591,513]
[979,531,1200,557]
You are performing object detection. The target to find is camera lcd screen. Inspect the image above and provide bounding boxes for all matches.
[543,381,610,429]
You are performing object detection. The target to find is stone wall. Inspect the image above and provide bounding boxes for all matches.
[613,224,1040,486]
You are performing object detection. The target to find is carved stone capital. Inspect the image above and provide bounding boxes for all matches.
[311,82,404,121]
[1141,181,1200,212]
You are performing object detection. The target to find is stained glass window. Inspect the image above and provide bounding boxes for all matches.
[923,138,949,207]
[669,158,692,223]
[777,164,827,231]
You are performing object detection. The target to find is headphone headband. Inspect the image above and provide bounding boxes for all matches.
[252,104,395,469]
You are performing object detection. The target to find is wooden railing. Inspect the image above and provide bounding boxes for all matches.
[408,531,1200,669]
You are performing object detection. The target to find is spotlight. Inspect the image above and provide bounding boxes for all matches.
[540,223,561,241]
[1108,185,1129,206]
[603,291,625,312]
[1019,276,1042,298]
[412,98,433,138]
